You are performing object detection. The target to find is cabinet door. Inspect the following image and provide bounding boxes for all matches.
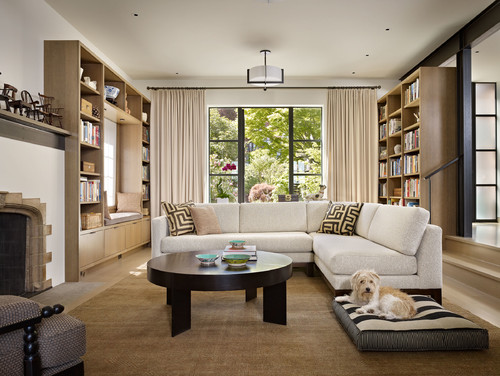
[141,218,151,243]
[125,221,141,249]
[105,225,126,257]
[80,230,104,268]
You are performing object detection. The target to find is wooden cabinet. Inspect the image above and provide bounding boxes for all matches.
[377,67,457,236]
[79,230,105,268]
[125,220,142,250]
[141,217,151,243]
[104,225,126,257]
[44,40,152,277]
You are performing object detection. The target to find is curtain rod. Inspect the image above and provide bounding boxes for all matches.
[146,85,381,90]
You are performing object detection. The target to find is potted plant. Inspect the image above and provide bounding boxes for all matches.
[216,163,236,203]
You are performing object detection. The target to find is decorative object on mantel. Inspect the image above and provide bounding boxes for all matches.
[38,93,63,128]
[278,194,299,202]
[247,49,284,91]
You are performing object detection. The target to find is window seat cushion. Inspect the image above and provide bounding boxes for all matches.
[104,212,143,226]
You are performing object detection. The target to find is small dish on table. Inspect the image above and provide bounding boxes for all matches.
[195,254,219,266]
[229,240,246,249]
[224,254,251,268]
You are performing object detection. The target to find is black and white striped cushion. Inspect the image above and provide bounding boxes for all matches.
[319,203,363,236]
[162,201,195,236]
[333,295,489,351]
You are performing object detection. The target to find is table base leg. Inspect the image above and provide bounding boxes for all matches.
[171,289,191,337]
[263,281,287,325]
[246,288,257,301]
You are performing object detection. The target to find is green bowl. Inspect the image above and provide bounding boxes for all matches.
[224,254,250,268]
[229,240,246,248]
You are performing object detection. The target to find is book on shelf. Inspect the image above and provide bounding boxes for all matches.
[223,245,257,261]
[80,120,100,146]
[404,129,420,151]
[379,161,387,178]
[379,105,387,121]
[405,78,420,105]
[142,126,150,143]
[142,146,150,162]
[379,123,387,140]
[79,179,101,202]
[403,154,419,174]
[390,157,401,176]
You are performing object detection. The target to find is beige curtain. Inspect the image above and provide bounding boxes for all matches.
[325,88,378,203]
[150,89,206,218]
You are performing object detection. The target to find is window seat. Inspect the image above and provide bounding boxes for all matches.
[105,212,143,226]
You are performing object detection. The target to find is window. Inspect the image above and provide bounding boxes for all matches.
[209,107,322,202]
[103,118,117,206]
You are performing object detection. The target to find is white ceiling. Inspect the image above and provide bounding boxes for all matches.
[45,0,496,81]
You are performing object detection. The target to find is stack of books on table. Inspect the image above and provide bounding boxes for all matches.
[223,245,257,261]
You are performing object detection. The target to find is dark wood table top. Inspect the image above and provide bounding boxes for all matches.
[147,251,293,291]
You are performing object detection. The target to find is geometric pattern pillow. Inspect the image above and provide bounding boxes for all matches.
[318,202,363,236]
[161,201,195,236]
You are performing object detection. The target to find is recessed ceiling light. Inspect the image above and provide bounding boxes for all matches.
[385,28,390,31]
[475,50,479,53]
[365,54,370,57]
[132,13,139,17]
[352,72,356,75]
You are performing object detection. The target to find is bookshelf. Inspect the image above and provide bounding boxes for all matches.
[377,67,457,236]
[44,40,152,279]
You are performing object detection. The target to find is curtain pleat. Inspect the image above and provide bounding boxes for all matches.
[325,88,378,203]
[150,89,206,218]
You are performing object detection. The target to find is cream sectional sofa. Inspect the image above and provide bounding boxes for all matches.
[151,201,442,302]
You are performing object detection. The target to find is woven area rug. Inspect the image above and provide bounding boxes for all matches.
[70,271,499,376]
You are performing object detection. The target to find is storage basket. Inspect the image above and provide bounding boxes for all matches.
[81,212,102,230]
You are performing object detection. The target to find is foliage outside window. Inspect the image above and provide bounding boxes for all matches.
[209,107,322,203]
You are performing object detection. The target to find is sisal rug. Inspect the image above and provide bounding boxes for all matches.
[70,271,499,376]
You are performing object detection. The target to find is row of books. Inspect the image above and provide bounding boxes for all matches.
[142,126,150,143]
[379,104,387,121]
[80,179,101,202]
[390,157,401,176]
[379,162,387,178]
[379,123,387,140]
[388,118,402,135]
[142,146,150,162]
[404,178,420,198]
[404,78,420,105]
[404,129,420,151]
[378,182,387,197]
[403,154,419,175]
[142,184,150,200]
[80,120,100,146]
[142,165,150,180]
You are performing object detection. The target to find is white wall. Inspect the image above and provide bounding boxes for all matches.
[0,0,134,286]
[0,137,65,286]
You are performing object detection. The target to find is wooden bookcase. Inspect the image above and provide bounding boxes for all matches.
[377,67,457,236]
[44,40,151,280]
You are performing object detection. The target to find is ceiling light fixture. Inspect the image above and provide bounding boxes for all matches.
[247,49,284,91]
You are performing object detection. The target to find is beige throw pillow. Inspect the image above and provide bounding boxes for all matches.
[189,206,222,236]
[116,192,142,213]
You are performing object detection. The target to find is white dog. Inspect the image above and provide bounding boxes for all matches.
[335,269,417,320]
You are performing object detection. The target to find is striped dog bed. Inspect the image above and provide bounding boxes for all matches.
[333,295,489,351]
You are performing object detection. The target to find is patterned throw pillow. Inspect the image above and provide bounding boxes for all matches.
[161,201,195,236]
[318,202,363,236]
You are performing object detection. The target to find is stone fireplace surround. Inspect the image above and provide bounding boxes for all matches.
[0,191,52,294]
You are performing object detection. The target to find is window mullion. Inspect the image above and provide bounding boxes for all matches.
[238,107,245,203]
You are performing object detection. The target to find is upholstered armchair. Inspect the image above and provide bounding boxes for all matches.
[0,295,86,376]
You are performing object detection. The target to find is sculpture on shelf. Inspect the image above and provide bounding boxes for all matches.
[248,183,275,202]
[305,184,326,201]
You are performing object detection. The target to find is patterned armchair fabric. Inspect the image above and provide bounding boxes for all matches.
[0,295,86,376]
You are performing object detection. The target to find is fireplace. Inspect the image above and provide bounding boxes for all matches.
[0,191,52,295]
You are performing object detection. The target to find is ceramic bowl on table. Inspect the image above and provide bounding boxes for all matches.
[224,254,250,268]
[229,240,246,249]
[105,85,120,100]
[195,254,219,266]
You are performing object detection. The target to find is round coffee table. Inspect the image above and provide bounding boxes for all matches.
[147,250,293,336]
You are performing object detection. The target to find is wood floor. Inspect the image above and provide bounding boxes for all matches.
[32,243,500,328]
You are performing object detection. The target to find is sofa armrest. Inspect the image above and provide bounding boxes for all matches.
[415,224,442,289]
[0,296,41,334]
[151,215,169,259]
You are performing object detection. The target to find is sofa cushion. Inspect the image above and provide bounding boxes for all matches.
[195,203,239,233]
[189,206,222,235]
[162,201,195,236]
[312,233,417,275]
[161,232,312,254]
[354,203,380,238]
[318,203,363,236]
[239,202,307,233]
[306,201,330,233]
[367,205,429,256]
